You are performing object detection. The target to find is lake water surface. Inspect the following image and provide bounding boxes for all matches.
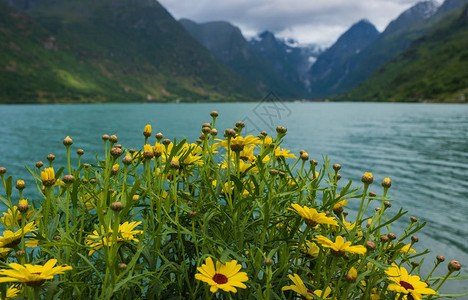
[0,102,467,297]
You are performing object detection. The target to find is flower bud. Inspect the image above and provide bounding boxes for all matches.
[111,164,119,175]
[54,235,61,241]
[448,260,461,272]
[76,149,84,156]
[411,236,419,243]
[437,255,445,263]
[210,111,219,118]
[375,207,381,212]
[276,126,287,134]
[83,163,90,168]
[110,201,123,212]
[122,154,132,165]
[155,132,163,141]
[388,233,396,240]
[102,134,109,141]
[365,241,376,251]
[346,267,357,283]
[336,173,341,181]
[132,195,139,202]
[278,171,285,178]
[196,139,202,144]
[202,126,211,135]
[118,263,127,271]
[369,191,376,197]
[18,199,29,213]
[361,172,373,184]
[235,121,245,129]
[0,167,5,175]
[264,258,274,266]
[202,123,211,129]
[189,210,197,217]
[36,161,43,169]
[170,160,180,169]
[129,148,136,154]
[47,154,55,162]
[162,139,171,146]
[41,167,56,187]
[109,135,118,143]
[115,144,122,149]
[63,175,75,184]
[411,261,419,268]
[300,153,309,161]
[110,147,123,158]
[382,177,391,188]
[310,159,318,166]
[333,164,341,171]
[63,136,73,146]
[15,250,26,258]
[380,235,389,243]
[16,180,25,190]
[210,129,218,137]
[269,169,278,176]
[343,210,349,217]
[384,201,391,208]
[143,124,152,137]
[82,178,88,184]
[90,178,96,184]
[224,128,236,138]
[261,131,268,136]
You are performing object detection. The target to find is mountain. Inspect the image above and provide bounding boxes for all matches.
[179,19,304,98]
[307,19,379,98]
[435,0,468,15]
[0,0,260,103]
[338,4,468,102]
[308,1,443,98]
[250,31,318,95]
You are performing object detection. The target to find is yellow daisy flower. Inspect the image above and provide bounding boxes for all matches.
[195,257,248,293]
[282,274,332,299]
[275,147,297,159]
[288,204,338,227]
[400,244,417,254]
[263,136,273,148]
[239,146,256,162]
[6,285,21,299]
[1,206,35,227]
[215,135,261,151]
[41,167,55,187]
[0,222,37,248]
[85,221,142,255]
[300,240,320,258]
[0,259,72,286]
[385,263,435,300]
[314,235,367,256]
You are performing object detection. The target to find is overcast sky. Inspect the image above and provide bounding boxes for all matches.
[158,0,439,46]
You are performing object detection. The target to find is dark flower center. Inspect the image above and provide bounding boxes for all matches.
[305,219,318,227]
[26,273,45,287]
[212,273,228,284]
[400,280,415,290]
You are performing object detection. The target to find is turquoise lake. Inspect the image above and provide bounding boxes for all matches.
[0,102,467,297]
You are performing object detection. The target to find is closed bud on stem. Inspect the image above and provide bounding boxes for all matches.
[35,161,43,169]
[129,148,136,154]
[202,123,211,129]
[202,127,211,135]
[365,241,376,251]
[196,139,202,145]
[210,129,218,137]
[437,255,445,263]
[388,233,397,240]
[170,160,180,169]
[47,154,55,163]
[264,258,274,266]
[109,135,118,143]
[162,139,171,146]
[16,180,25,190]
[224,128,236,138]
[15,250,26,258]
[83,163,90,168]
[410,216,418,223]
[300,153,309,161]
[63,136,73,146]
[155,132,163,141]
[110,201,123,212]
[210,111,219,118]
[82,178,88,184]
[143,124,152,137]
[384,201,391,208]
[122,154,132,165]
[63,175,75,184]
[189,210,197,217]
[110,147,123,158]
[269,169,278,176]
[115,144,122,149]
[90,179,96,184]
[382,177,392,188]
[0,167,5,175]
[18,200,29,213]
[411,261,419,268]
[333,164,341,171]
[343,210,349,217]
[369,191,376,197]
[346,267,357,283]
[411,236,419,243]
[102,134,109,141]
[380,235,389,243]
[235,121,245,128]
[261,131,268,137]
[337,173,341,180]
[375,207,381,211]
[276,126,287,135]
[118,263,127,271]
[361,172,374,184]
[76,149,84,156]
[448,260,461,272]
[310,159,318,166]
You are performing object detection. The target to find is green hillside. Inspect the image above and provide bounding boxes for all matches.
[339,6,468,102]
[0,0,260,103]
